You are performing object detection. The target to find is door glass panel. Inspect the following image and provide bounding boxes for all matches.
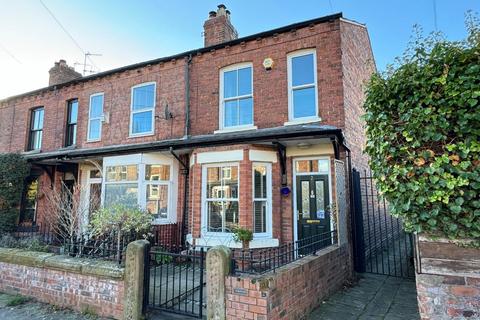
[315,181,325,219]
[301,180,310,218]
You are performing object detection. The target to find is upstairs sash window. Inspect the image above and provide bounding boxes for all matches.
[220,64,253,129]
[65,99,78,146]
[130,83,155,136]
[28,107,44,151]
[88,93,103,141]
[288,50,318,120]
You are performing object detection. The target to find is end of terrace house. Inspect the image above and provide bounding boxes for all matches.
[0,6,375,252]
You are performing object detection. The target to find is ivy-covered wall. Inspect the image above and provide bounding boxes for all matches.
[0,153,30,232]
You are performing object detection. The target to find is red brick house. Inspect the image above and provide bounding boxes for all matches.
[0,6,375,250]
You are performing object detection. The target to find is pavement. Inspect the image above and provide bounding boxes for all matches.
[0,293,109,320]
[308,273,420,320]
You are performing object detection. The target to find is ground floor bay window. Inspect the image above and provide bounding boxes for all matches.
[102,153,178,224]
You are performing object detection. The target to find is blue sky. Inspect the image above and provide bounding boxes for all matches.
[0,0,478,99]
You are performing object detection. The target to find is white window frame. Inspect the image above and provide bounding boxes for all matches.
[87,92,104,142]
[286,49,320,124]
[129,82,156,137]
[201,162,240,237]
[252,162,272,238]
[218,62,256,132]
[102,153,178,225]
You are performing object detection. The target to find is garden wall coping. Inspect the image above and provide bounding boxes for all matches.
[0,247,124,280]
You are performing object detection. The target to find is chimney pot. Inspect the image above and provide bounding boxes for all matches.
[217,4,226,9]
[209,11,217,18]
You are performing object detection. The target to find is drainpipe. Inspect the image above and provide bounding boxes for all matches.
[170,147,189,247]
[184,54,192,138]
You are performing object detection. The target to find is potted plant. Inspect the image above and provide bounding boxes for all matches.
[232,226,253,249]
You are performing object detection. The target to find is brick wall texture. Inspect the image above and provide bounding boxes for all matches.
[225,245,351,320]
[0,261,124,319]
[416,237,480,320]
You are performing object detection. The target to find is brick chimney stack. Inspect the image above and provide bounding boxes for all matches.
[48,59,82,86]
[203,4,238,47]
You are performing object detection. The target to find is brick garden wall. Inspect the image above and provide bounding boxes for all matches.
[415,236,480,319]
[225,244,352,319]
[0,249,125,319]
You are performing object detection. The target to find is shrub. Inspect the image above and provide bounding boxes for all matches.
[363,15,480,239]
[90,204,152,256]
[0,234,49,252]
[0,153,30,232]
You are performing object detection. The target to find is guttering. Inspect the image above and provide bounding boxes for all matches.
[184,54,192,137]
[24,126,343,162]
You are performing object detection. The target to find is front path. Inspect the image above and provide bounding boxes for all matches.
[309,274,420,320]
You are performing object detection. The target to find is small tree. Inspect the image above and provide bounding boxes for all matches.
[363,14,480,239]
[89,204,152,257]
[42,182,99,244]
[0,153,30,233]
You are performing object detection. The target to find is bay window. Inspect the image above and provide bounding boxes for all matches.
[287,49,319,121]
[102,154,177,224]
[220,63,253,130]
[130,82,155,136]
[204,164,239,233]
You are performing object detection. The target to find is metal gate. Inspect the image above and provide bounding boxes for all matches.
[144,247,206,318]
[352,169,415,278]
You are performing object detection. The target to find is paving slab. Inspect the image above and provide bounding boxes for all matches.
[309,274,420,320]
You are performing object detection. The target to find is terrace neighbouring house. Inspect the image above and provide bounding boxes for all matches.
[0,6,374,256]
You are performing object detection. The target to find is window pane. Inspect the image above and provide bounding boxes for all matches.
[207,167,221,198]
[145,164,170,181]
[292,53,314,86]
[146,184,168,220]
[224,201,238,232]
[69,100,78,124]
[293,87,316,118]
[104,183,138,207]
[90,95,103,118]
[224,100,238,127]
[253,165,267,198]
[33,109,44,130]
[254,201,267,233]
[89,170,101,179]
[238,67,252,96]
[106,165,138,182]
[88,119,101,140]
[132,84,155,110]
[223,166,238,199]
[296,160,318,173]
[31,130,42,150]
[223,70,237,98]
[207,201,222,232]
[239,97,253,126]
[318,159,329,173]
[132,111,153,134]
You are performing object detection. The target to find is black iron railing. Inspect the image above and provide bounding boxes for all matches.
[231,230,337,275]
